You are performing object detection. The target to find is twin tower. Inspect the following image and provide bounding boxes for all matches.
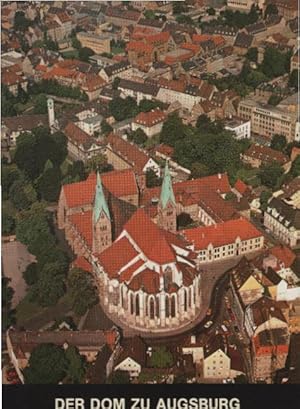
[92,162,177,255]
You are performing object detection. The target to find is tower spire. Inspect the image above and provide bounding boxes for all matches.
[160,161,175,209]
[93,171,110,223]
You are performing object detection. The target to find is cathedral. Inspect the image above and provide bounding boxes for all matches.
[58,163,202,332]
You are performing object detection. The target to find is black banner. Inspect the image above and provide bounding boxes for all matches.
[3,385,300,409]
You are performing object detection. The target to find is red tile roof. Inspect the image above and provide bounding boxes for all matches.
[244,144,290,166]
[97,236,139,278]
[182,218,263,250]
[180,42,200,53]
[62,169,138,209]
[155,144,174,158]
[107,133,151,174]
[126,41,154,54]
[119,258,145,282]
[192,34,225,47]
[128,269,160,293]
[147,31,170,44]
[1,70,25,86]
[124,208,180,264]
[69,211,93,248]
[269,245,296,268]
[73,256,93,273]
[64,122,93,146]
[134,109,166,127]
[234,179,249,195]
[43,66,75,80]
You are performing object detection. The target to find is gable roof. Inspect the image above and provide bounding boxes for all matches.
[107,133,152,174]
[234,32,253,48]
[182,218,262,250]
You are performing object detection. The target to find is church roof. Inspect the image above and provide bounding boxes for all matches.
[93,172,110,222]
[160,161,175,209]
[62,169,138,208]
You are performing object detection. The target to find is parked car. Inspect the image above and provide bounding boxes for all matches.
[204,320,213,329]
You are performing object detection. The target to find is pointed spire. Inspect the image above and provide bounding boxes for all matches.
[93,171,110,223]
[160,161,175,209]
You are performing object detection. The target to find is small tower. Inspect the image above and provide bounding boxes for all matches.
[47,98,55,130]
[158,161,177,233]
[92,172,112,254]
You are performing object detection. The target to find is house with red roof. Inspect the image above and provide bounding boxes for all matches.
[182,218,264,264]
[106,133,160,190]
[1,68,28,96]
[132,108,167,137]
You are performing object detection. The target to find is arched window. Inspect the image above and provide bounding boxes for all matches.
[171,296,176,318]
[130,293,134,315]
[165,296,169,318]
[150,297,155,320]
[135,294,140,316]
[184,290,188,312]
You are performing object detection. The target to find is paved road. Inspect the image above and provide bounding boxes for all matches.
[2,241,34,308]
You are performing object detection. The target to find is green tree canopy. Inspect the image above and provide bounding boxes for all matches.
[67,268,99,316]
[160,113,186,146]
[2,277,16,331]
[30,262,66,307]
[128,128,148,146]
[288,69,299,90]
[245,47,258,63]
[110,370,130,384]
[290,156,300,178]
[85,153,112,174]
[36,166,62,202]
[23,263,39,286]
[146,168,162,188]
[261,48,289,78]
[65,346,86,384]
[24,343,67,384]
[259,161,284,189]
[78,47,94,62]
[101,120,113,135]
[109,97,139,121]
[270,134,287,151]
[260,190,272,212]
[149,346,174,368]
[33,94,48,114]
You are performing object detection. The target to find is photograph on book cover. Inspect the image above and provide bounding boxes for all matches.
[1,0,300,392]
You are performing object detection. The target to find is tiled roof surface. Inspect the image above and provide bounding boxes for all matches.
[244,144,289,165]
[69,211,93,248]
[134,109,166,127]
[183,218,262,250]
[107,133,150,173]
[269,245,296,268]
[62,169,138,208]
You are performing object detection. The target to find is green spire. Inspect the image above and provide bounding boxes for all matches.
[160,161,175,209]
[93,172,110,222]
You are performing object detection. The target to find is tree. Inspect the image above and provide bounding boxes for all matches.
[71,36,81,49]
[260,190,272,212]
[288,69,299,90]
[139,99,164,112]
[109,96,139,121]
[23,263,39,286]
[85,153,112,174]
[207,7,216,16]
[149,346,174,368]
[2,212,15,236]
[30,262,66,307]
[261,48,287,78]
[290,156,300,178]
[14,132,40,180]
[190,162,210,178]
[9,179,32,210]
[14,11,31,31]
[128,128,147,146]
[2,164,23,199]
[268,94,282,106]
[24,344,67,384]
[177,213,194,229]
[235,374,248,384]
[270,134,287,152]
[160,114,186,147]
[101,120,113,135]
[146,168,162,188]
[110,370,130,384]
[245,47,258,63]
[259,161,284,189]
[78,47,94,62]
[65,346,86,384]
[67,268,99,316]
[33,94,48,114]
[51,131,68,166]
[2,277,16,331]
[36,166,62,202]
[225,192,236,201]
[112,76,121,90]
[144,10,156,20]
[264,4,278,18]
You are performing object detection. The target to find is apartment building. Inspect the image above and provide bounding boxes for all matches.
[77,32,111,54]
[238,98,297,142]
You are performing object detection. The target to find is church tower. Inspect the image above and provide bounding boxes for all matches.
[158,161,177,233]
[92,172,112,254]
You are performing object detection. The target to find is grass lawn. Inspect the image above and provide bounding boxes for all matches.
[111,46,125,55]
[236,166,261,187]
